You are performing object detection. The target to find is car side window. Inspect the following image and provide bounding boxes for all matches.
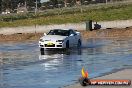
[69,30,72,35]
[72,30,77,35]
[69,30,77,36]
[65,31,70,36]
[47,30,53,35]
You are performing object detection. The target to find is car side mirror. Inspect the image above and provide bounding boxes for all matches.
[75,31,80,35]
[44,33,47,36]
[70,34,74,36]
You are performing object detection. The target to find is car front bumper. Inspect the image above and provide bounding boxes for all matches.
[39,41,65,48]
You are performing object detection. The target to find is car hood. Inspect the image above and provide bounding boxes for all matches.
[40,35,68,41]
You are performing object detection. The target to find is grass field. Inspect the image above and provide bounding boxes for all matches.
[0,2,132,28]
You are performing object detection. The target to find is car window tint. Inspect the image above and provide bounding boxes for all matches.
[69,30,76,35]
[48,30,70,36]
[47,30,54,35]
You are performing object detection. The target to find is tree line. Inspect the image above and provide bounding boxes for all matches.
[41,0,125,9]
[0,0,41,13]
[0,0,126,13]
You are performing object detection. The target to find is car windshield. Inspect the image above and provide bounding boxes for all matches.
[47,29,70,36]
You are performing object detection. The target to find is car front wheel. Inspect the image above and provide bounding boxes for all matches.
[40,48,44,52]
[66,41,69,48]
[77,40,81,48]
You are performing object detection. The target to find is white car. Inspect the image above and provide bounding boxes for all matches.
[39,29,81,50]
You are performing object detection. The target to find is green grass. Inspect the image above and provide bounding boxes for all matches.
[0,2,132,28]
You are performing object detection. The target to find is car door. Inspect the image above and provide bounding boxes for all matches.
[72,30,79,45]
[68,30,76,47]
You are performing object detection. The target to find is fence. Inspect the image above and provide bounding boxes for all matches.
[0,19,132,34]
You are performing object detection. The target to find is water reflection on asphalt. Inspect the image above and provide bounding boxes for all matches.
[0,38,132,88]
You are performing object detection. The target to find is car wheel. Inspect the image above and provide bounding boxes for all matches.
[40,48,45,55]
[66,41,69,48]
[77,40,81,48]
[40,48,44,52]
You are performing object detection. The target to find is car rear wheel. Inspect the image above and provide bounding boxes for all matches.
[66,41,69,48]
[77,40,81,48]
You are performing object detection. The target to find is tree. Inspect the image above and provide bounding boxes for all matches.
[64,0,67,7]
[1,0,18,12]
[76,0,81,5]
[26,0,41,8]
[2,0,11,11]
[0,0,2,13]
[50,0,58,8]
[0,0,41,12]
[10,0,18,12]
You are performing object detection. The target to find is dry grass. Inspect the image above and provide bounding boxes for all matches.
[0,27,132,42]
[0,33,43,42]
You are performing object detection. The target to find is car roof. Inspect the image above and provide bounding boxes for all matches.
[52,29,73,31]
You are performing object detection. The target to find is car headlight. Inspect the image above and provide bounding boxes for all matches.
[56,40,64,42]
[39,39,44,42]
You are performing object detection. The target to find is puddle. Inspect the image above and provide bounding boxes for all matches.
[0,38,132,88]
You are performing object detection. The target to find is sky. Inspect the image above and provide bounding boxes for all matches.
[41,0,49,3]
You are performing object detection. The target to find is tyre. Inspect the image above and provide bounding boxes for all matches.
[66,41,69,48]
[40,48,44,52]
[77,40,81,48]
[79,77,91,86]
[40,48,45,55]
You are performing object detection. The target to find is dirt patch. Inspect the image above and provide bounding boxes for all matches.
[80,27,132,39]
[0,33,43,42]
[0,27,132,42]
